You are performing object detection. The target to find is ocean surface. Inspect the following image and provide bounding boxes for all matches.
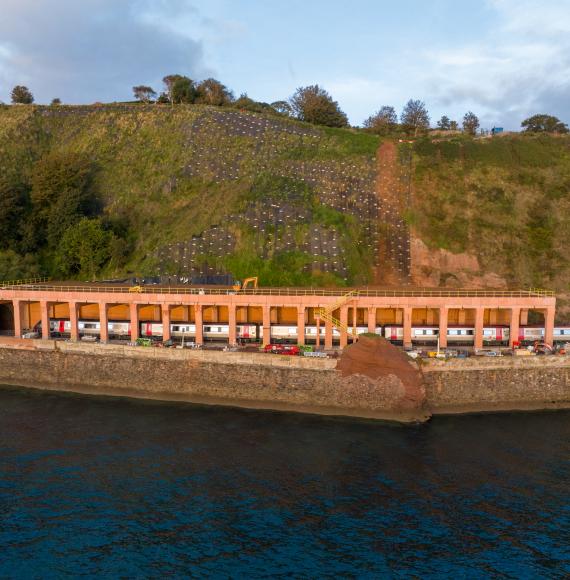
[0,387,568,578]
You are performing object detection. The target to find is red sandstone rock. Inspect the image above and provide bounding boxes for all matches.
[336,336,429,418]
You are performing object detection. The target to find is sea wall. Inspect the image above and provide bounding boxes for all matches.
[422,357,570,414]
[0,340,428,423]
[0,339,568,421]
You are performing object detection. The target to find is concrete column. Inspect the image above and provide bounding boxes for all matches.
[544,307,555,347]
[262,305,271,346]
[352,306,357,338]
[162,304,171,342]
[130,303,139,341]
[474,308,484,350]
[99,303,108,343]
[509,307,521,348]
[439,307,448,349]
[195,305,203,345]
[367,307,376,333]
[324,318,333,350]
[228,304,237,345]
[403,307,412,348]
[520,309,529,326]
[69,302,79,341]
[340,306,348,348]
[316,316,321,348]
[40,300,50,340]
[297,306,305,346]
[12,300,22,338]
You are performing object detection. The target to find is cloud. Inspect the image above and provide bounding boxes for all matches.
[0,0,208,104]
[421,0,570,128]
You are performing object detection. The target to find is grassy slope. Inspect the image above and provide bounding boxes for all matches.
[2,104,570,293]
[0,104,379,285]
[409,134,570,291]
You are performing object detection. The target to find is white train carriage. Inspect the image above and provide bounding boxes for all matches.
[519,326,544,344]
[383,326,509,345]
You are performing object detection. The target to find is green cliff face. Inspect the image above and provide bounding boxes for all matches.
[1,103,569,294]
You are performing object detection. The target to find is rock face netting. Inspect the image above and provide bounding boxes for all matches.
[155,109,412,284]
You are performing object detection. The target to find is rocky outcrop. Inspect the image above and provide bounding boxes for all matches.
[410,236,508,288]
[336,336,430,420]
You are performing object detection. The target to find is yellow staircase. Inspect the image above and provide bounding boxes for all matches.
[315,290,360,340]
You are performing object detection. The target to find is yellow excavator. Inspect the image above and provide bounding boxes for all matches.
[232,277,258,292]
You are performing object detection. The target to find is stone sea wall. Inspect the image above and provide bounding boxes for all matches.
[422,357,570,414]
[0,340,428,423]
[0,339,568,421]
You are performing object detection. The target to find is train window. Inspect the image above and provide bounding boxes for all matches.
[204,327,211,332]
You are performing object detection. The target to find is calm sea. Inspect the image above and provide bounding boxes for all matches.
[0,387,568,578]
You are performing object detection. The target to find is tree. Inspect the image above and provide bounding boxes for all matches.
[132,85,156,103]
[11,85,34,105]
[30,152,98,247]
[363,106,398,135]
[437,115,451,130]
[50,98,62,106]
[55,218,112,278]
[463,111,480,136]
[162,74,195,104]
[521,114,569,134]
[400,99,430,136]
[289,85,348,128]
[449,120,459,131]
[233,93,277,115]
[0,250,40,280]
[0,175,28,250]
[195,78,233,106]
[171,77,196,104]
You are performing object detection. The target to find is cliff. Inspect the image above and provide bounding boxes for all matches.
[1,104,570,307]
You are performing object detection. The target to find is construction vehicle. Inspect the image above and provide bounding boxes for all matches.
[129,285,143,293]
[232,277,258,292]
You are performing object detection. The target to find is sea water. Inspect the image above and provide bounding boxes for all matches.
[0,387,568,578]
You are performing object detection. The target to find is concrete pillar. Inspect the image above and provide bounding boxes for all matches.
[340,306,348,348]
[544,307,555,347]
[439,307,448,349]
[352,306,357,338]
[12,300,22,338]
[316,316,321,348]
[130,303,139,341]
[367,307,376,333]
[297,306,305,346]
[162,304,171,342]
[520,309,529,326]
[403,307,412,348]
[324,318,333,350]
[69,302,79,341]
[99,303,108,343]
[228,304,237,345]
[509,307,521,348]
[195,305,203,345]
[40,300,50,340]
[262,305,271,346]
[474,308,484,350]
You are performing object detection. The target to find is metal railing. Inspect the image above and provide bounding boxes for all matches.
[0,277,50,287]
[0,283,555,298]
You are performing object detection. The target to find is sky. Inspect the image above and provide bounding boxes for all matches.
[0,0,569,129]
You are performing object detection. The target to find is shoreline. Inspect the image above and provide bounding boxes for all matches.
[0,339,568,423]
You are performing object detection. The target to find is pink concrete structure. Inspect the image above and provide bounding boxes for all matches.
[0,285,556,349]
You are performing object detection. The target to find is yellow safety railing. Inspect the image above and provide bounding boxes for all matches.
[315,290,360,340]
[0,277,49,287]
[0,283,556,299]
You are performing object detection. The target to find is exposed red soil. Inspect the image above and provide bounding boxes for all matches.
[336,336,428,414]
